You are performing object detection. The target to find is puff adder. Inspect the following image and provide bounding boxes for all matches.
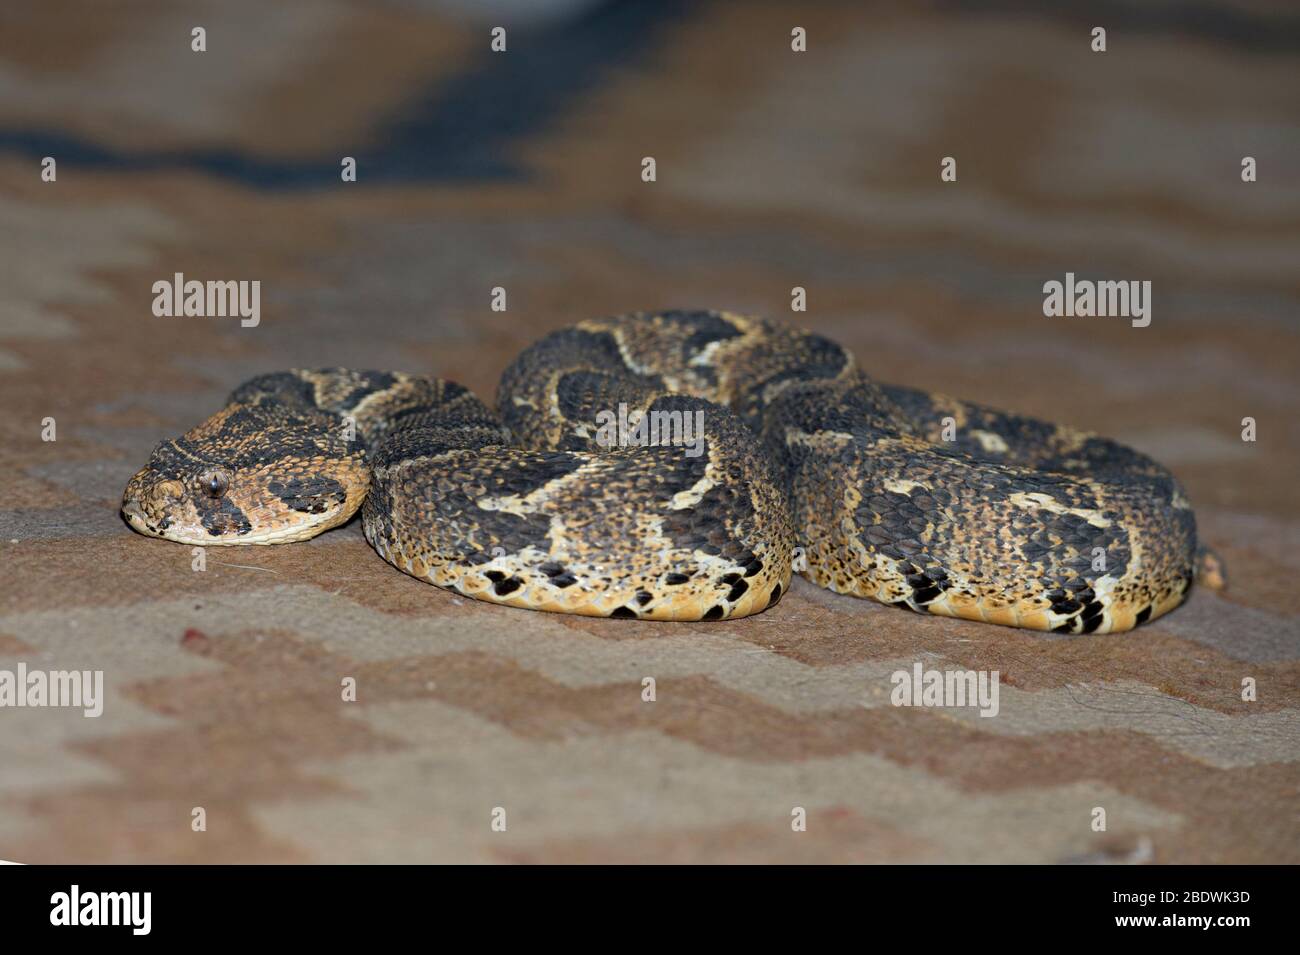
[122,310,1212,632]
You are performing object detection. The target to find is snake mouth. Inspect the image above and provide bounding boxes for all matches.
[121,495,353,546]
[121,499,171,540]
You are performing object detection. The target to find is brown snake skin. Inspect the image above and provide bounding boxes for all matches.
[122,310,1214,631]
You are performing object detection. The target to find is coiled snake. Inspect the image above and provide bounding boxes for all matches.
[122,310,1213,632]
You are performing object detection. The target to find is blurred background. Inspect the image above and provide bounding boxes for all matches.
[0,1,1296,863]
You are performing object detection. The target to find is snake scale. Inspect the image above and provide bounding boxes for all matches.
[122,310,1215,632]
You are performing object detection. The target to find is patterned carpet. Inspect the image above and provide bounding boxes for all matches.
[0,0,1297,863]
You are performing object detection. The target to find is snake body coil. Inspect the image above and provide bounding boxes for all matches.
[122,311,1202,632]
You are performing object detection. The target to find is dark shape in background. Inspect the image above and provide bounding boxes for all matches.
[0,0,689,189]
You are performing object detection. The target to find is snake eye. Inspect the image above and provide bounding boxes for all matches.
[199,470,230,499]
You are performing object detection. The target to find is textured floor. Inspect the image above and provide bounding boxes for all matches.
[0,0,1297,863]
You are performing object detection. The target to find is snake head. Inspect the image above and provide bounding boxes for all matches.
[122,405,370,546]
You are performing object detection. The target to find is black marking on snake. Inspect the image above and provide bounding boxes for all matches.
[665,311,745,384]
[229,372,317,408]
[498,327,667,443]
[331,372,399,410]
[138,444,196,480]
[435,486,554,558]
[493,576,524,596]
[269,478,348,514]
[673,310,744,355]
[912,584,942,605]
[556,370,635,422]
[610,606,638,619]
[494,451,585,497]
[751,334,851,401]
[1051,597,1083,615]
[659,481,756,564]
[201,499,252,537]
[516,329,627,381]
[374,422,508,465]
[643,443,710,504]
